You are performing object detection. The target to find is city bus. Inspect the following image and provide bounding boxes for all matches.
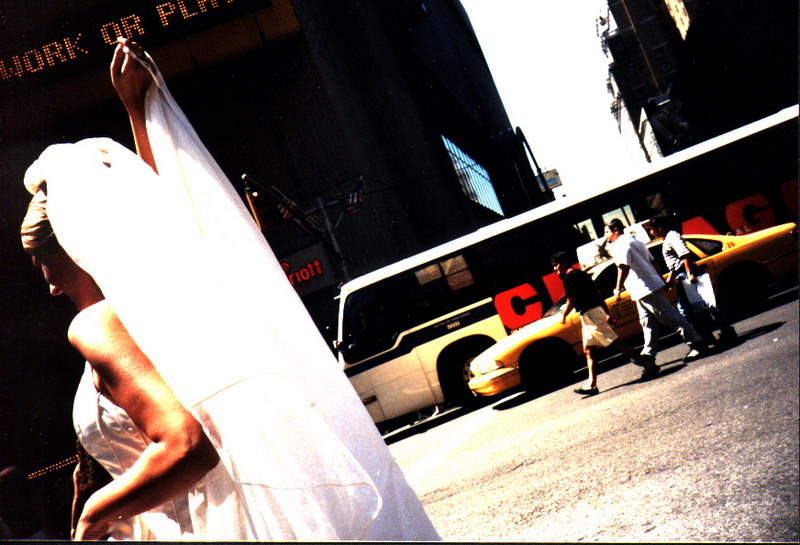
[334,106,798,429]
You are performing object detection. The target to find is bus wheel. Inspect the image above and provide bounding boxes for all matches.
[519,339,580,393]
[437,337,495,407]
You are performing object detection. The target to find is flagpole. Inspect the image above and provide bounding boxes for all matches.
[241,173,351,284]
[317,196,350,282]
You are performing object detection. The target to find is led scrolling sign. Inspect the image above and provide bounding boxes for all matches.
[0,0,268,84]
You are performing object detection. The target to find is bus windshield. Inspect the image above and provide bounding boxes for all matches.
[341,254,481,363]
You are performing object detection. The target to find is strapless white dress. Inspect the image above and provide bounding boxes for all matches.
[72,363,242,541]
[73,361,416,541]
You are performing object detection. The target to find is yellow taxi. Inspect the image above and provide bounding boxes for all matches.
[468,222,798,397]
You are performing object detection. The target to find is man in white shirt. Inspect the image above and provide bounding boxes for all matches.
[606,219,708,365]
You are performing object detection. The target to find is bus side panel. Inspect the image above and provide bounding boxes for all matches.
[372,353,437,421]
[348,372,385,423]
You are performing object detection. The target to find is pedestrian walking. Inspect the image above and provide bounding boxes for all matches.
[552,252,660,396]
[606,219,709,364]
[645,216,739,348]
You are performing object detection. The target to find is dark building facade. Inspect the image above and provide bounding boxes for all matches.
[599,0,798,158]
[670,0,799,143]
[0,0,552,534]
[1,0,554,338]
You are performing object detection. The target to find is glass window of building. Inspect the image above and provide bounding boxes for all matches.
[441,135,504,216]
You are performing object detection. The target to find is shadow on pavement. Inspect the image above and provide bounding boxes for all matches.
[726,282,798,321]
[383,396,498,445]
[492,390,541,411]
[600,364,687,393]
[732,321,785,343]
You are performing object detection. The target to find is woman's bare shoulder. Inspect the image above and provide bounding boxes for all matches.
[67,300,132,363]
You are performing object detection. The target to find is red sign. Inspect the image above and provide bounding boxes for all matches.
[279,242,337,297]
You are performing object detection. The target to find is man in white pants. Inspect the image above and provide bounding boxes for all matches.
[606,219,709,364]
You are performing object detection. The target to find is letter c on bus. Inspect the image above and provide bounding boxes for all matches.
[494,283,543,330]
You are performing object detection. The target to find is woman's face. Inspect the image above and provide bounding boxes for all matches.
[31,244,100,308]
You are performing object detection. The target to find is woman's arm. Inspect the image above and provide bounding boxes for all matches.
[110,38,158,174]
[68,302,219,540]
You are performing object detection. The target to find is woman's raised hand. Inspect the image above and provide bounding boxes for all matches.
[110,38,154,116]
[110,37,158,172]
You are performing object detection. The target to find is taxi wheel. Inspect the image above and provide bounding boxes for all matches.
[519,339,580,393]
[717,263,769,317]
[461,357,476,385]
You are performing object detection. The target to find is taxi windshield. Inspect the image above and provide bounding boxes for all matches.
[544,297,567,318]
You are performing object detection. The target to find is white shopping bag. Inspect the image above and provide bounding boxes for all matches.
[681,273,717,311]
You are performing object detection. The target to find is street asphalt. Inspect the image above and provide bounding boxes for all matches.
[388,291,799,542]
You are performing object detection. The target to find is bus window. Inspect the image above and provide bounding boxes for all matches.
[574,219,598,241]
[645,192,667,217]
[441,255,475,290]
[543,295,567,317]
[601,204,636,227]
[415,263,443,284]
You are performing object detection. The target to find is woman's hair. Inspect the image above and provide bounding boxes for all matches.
[20,189,56,253]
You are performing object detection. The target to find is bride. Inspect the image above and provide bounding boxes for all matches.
[21,38,440,541]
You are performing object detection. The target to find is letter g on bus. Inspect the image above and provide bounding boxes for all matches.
[494,283,543,330]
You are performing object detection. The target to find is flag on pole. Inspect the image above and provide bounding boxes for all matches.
[276,192,303,220]
[344,178,365,215]
[304,210,325,231]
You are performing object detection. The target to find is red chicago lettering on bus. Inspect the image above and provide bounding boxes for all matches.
[494,283,543,330]
[725,193,775,235]
[541,271,565,304]
[683,184,796,236]
[682,216,720,236]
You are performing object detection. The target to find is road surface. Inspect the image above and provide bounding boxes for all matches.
[389,294,799,542]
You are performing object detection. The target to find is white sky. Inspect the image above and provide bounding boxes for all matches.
[460,0,650,199]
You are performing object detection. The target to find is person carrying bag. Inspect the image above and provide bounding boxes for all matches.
[646,216,739,349]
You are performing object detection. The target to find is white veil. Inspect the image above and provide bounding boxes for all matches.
[25,56,439,541]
